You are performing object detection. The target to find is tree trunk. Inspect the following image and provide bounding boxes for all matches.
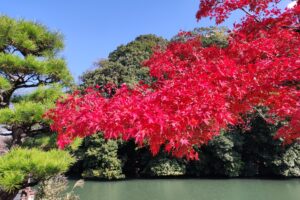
[0,135,11,155]
[0,189,18,200]
[0,89,14,109]
[11,126,24,147]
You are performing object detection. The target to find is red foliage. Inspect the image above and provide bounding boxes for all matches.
[196,0,288,23]
[46,1,300,159]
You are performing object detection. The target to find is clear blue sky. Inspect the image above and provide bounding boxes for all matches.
[0,0,292,82]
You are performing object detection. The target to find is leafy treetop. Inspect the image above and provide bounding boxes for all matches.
[171,26,229,48]
[81,34,167,89]
[0,16,73,108]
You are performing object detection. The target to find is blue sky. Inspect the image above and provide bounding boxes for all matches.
[0,0,292,82]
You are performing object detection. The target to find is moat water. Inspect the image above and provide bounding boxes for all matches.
[69,178,300,200]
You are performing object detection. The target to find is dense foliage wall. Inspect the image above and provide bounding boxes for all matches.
[188,115,300,178]
[73,116,300,179]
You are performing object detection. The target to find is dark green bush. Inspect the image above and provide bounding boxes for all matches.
[79,133,125,180]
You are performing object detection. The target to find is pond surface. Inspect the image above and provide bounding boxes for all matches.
[70,179,300,200]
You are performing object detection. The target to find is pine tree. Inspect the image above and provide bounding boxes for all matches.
[0,16,73,147]
[0,16,72,108]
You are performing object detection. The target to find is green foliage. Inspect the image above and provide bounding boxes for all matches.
[67,137,83,152]
[187,131,244,177]
[208,132,244,177]
[0,15,72,152]
[108,34,167,66]
[0,85,64,146]
[0,15,73,109]
[21,133,58,150]
[0,101,45,126]
[143,156,186,177]
[80,133,125,180]
[0,76,11,90]
[201,133,243,177]
[0,17,73,196]
[81,34,167,88]
[0,15,63,56]
[12,84,64,104]
[21,133,82,152]
[172,26,228,48]
[241,117,276,176]
[0,53,72,85]
[271,143,300,177]
[0,85,63,126]
[241,116,300,177]
[187,116,300,178]
[117,142,187,178]
[0,17,72,85]
[0,148,74,192]
[82,60,138,88]
[36,175,81,200]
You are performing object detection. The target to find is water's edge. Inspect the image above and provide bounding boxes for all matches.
[68,178,300,200]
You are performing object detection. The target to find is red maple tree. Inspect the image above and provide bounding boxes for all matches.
[46,0,300,159]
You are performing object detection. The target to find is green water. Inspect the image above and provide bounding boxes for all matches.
[70,179,300,200]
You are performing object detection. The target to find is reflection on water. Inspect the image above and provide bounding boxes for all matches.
[69,179,300,200]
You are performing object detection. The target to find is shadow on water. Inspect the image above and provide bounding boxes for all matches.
[68,178,300,200]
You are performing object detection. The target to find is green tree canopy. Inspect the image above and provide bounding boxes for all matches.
[81,34,167,89]
[0,16,73,108]
[0,15,72,148]
[172,26,228,48]
[0,85,64,146]
[80,133,125,180]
